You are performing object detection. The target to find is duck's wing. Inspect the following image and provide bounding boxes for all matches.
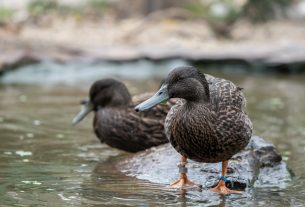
[95,107,168,152]
[132,92,176,119]
[205,74,253,138]
[205,74,247,112]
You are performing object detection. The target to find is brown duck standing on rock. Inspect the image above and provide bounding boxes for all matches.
[72,78,173,152]
[135,66,253,194]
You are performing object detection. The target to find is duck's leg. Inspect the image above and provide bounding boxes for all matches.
[170,156,199,188]
[210,160,242,194]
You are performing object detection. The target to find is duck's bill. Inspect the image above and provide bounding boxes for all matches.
[72,101,94,125]
[135,84,169,111]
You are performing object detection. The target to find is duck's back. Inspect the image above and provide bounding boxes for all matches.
[205,74,253,140]
[205,74,246,112]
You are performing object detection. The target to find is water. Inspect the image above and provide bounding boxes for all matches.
[0,60,305,206]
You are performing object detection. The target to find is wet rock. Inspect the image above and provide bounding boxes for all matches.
[117,136,292,190]
[1,43,305,75]
[0,50,39,75]
[0,48,84,75]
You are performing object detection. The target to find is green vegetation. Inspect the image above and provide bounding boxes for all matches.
[186,0,293,23]
[27,0,109,20]
[184,0,293,38]
[185,1,241,38]
[0,7,13,24]
[27,0,58,16]
[241,0,292,22]
[0,0,294,27]
[89,0,109,12]
[186,0,239,22]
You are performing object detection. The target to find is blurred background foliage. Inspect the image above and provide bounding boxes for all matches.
[0,0,302,24]
[0,7,13,24]
[27,0,109,20]
[241,0,292,22]
[0,0,303,39]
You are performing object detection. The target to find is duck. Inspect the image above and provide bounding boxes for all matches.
[135,66,253,194]
[72,78,173,152]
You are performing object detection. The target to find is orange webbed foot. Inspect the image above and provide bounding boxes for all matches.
[209,180,243,195]
[170,174,201,189]
[210,161,244,195]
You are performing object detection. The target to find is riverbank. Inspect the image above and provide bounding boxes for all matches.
[1,18,305,73]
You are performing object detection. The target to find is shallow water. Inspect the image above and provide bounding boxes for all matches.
[0,60,305,206]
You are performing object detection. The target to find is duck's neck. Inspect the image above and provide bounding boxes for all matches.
[185,80,210,104]
[109,92,132,107]
[184,99,212,112]
[197,72,210,103]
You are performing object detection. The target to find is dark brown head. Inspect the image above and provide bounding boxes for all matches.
[165,66,210,102]
[72,79,131,124]
[89,79,131,110]
[135,66,210,111]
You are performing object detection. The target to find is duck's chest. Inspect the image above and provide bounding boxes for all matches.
[165,103,222,160]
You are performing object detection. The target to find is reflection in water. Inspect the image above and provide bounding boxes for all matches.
[0,62,305,206]
[177,188,233,207]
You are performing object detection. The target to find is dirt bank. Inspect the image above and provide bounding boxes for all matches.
[1,17,305,73]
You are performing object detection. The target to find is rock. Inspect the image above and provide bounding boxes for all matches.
[74,44,305,74]
[117,136,292,190]
[0,48,84,75]
[2,44,305,75]
[0,50,38,75]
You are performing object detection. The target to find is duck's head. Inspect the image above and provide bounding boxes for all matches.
[135,66,209,111]
[72,79,131,125]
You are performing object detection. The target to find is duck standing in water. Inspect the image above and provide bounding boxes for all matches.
[135,66,253,194]
[72,79,173,152]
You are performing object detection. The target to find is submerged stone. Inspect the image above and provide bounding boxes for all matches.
[117,136,292,190]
